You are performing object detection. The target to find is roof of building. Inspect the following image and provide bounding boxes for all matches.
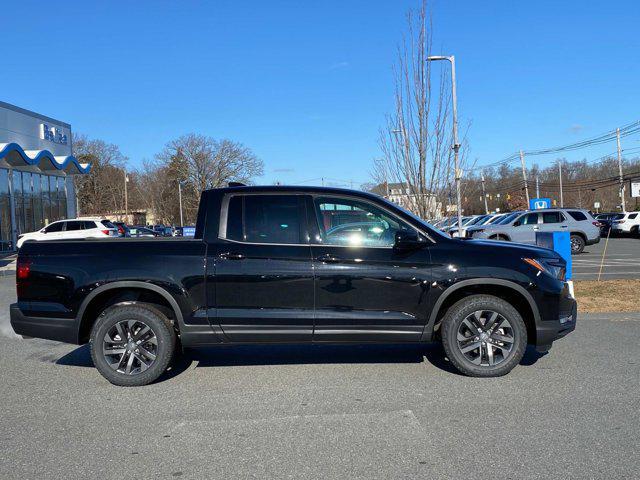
[0,142,90,175]
[0,101,71,129]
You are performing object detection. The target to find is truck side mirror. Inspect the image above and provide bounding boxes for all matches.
[513,221,521,227]
[394,230,424,250]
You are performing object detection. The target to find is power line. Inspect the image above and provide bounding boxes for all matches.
[472,120,640,173]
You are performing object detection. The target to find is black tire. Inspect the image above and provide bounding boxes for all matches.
[90,303,176,386]
[441,295,527,377]
[631,226,639,238]
[570,234,585,254]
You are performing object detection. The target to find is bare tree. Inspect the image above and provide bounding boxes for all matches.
[144,134,264,224]
[73,133,131,215]
[373,1,470,218]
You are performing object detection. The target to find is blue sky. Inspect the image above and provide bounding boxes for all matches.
[3,0,640,186]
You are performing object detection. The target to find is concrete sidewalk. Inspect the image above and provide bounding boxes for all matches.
[0,253,16,277]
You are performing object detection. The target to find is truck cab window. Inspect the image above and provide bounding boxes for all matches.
[225,195,303,244]
[314,197,411,247]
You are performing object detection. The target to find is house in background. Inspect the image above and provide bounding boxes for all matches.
[370,182,443,220]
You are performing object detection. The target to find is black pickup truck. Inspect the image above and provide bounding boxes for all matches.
[11,185,577,386]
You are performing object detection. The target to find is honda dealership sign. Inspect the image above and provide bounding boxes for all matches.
[529,198,552,210]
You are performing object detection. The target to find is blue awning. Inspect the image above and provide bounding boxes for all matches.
[0,142,90,175]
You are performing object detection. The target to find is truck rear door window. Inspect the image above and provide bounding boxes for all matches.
[225,195,303,244]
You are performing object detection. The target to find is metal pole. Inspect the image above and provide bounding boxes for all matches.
[178,181,184,227]
[480,172,489,214]
[449,56,463,233]
[578,188,582,208]
[519,150,530,206]
[535,174,540,198]
[124,169,128,222]
[558,161,564,208]
[616,128,626,212]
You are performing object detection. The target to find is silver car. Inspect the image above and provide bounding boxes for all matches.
[470,208,601,254]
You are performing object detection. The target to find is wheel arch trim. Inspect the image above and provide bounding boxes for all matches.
[421,278,541,341]
[76,281,185,339]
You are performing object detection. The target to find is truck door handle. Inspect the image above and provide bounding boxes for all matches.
[219,252,244,260]
[561,225,568,228]
[316,254,342,263]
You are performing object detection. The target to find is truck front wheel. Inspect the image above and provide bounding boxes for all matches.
[90,304,176,386]
[440,295,527,377]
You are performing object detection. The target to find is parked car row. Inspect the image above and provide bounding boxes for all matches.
[595,211,640,237]
[16,218,196,249]
[430,208,602,254]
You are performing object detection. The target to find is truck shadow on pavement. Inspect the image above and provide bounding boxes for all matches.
[56,343,546,383]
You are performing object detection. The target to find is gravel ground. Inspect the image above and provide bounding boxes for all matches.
[0,277,638,479]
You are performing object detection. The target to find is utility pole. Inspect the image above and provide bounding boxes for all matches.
[617,127,626,212]
[519,150,530,206]
[427,55,463,232]
[480,172,489,214]
[535,174,540,198]
[578,187,582,208]
[124,169,128,221]
[558,161,564,208]
[178,181,184,227]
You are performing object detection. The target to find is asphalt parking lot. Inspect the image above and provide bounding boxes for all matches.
[572,236,640,280]
[0,276,638,479]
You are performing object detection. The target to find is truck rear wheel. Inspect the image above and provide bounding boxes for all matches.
[440,295,527,377]
[90,304,176,386]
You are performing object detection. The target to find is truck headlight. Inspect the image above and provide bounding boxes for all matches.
[523,257,566,281]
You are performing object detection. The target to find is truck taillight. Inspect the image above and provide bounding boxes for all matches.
[592,221,601,227]
[16,257,31,280]
[16,257,31,297]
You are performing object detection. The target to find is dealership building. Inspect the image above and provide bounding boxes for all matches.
[0,101,89,251]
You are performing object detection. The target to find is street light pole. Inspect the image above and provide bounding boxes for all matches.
[124,169,129,221]
[519,150,530,206]
[480,171,489,214]
[616,128,626,212]
[558,161,564,208]
[178,181,184,227]
[427,55,463,233]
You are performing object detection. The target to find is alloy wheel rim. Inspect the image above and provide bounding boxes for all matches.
[456,310,515,367]
[103,320,158,375]
[570,237,580,252]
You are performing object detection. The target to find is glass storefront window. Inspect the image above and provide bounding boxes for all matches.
[13,171,24,235]
[58,177,67,220]
[33,173,44,230]
[48,176,58,222]
[1,169,77,249]
[0,169,11,251]
[22,172,34,232]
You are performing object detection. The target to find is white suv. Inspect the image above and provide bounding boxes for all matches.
[17,218,118,249]
[610,211,640,236]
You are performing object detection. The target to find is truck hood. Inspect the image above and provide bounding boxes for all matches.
[465,239,557,258]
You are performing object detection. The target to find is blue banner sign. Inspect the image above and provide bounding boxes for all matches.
[182,226,196,237]
[530,198,551,210]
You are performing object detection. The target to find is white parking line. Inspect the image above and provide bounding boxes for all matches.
[573,271,640,276]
